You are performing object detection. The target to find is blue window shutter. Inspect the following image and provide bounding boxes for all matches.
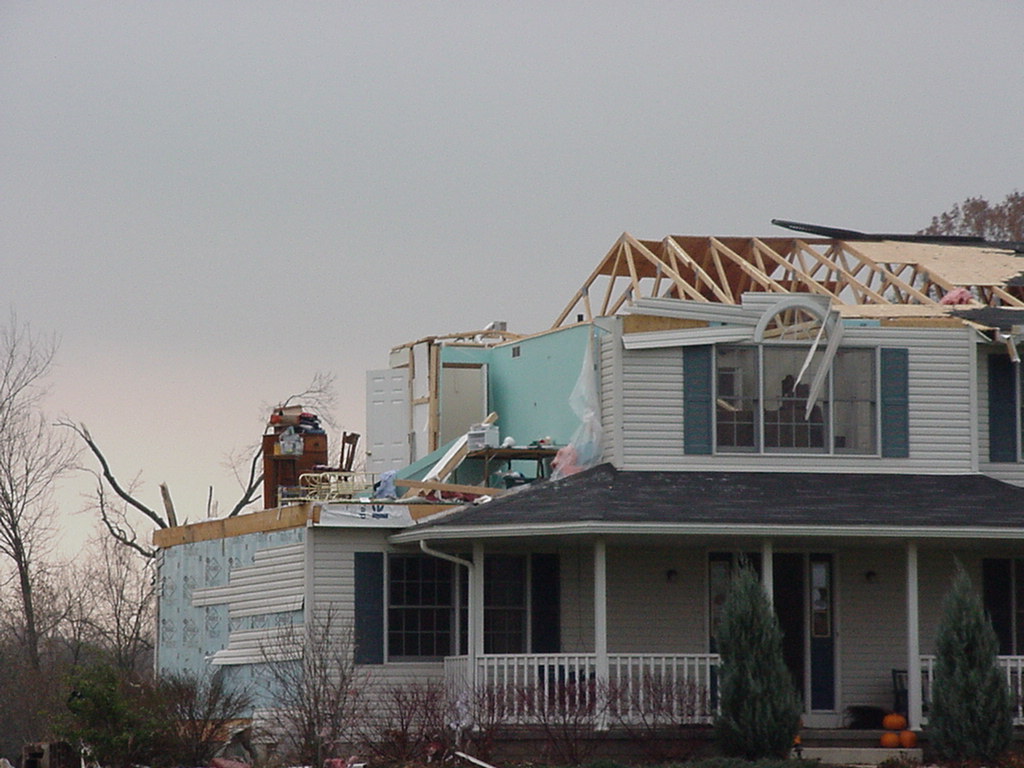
[683,346,713,455]
[354,552,384,664]
[988,354,1017,463]
[880,348,909,458]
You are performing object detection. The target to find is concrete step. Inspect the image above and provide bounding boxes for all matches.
[798,746,922,766]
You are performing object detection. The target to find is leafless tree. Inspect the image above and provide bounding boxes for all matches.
[921,190,1024,241]
[0,315,78,669]
[157,669,253,765]
[260,605,366,765]
[86,531,155,672]
[60,369,340,555]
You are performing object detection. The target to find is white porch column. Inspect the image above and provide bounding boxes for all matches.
[761,539,774,605]
[471,542,485,688]
[906,541,923,730]
[594,537,609,729]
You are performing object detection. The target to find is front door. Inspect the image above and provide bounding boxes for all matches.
[709,552,835,714]
[773,554,806,701]
[773,553,835,712]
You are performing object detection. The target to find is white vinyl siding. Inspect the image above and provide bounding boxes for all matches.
[309,527,448,690]
[620,326,975,473]
[600,331,622,465]
[192,543,305,618]
[606,546,706,653]
[621,346,686,464]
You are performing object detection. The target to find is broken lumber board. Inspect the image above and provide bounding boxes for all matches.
[152,504,318,548]
[398,479,505,497]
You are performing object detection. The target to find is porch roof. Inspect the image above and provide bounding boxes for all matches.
[390,463,1024,544]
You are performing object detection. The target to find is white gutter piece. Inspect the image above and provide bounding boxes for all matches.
[419,539,472,569]
[623,326,753,350]
[626,297,761,326]
[793,318,828,388]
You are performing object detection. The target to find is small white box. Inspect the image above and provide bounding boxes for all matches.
[467,424,499,450]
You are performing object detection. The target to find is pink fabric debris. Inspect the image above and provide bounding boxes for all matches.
[939,287,973,305]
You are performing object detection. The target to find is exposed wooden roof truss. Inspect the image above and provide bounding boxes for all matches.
[553,233,1024,327]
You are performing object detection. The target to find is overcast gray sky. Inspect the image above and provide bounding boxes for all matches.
[2,2,1022,548]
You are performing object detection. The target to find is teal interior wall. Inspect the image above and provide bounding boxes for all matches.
[440,324,595,448]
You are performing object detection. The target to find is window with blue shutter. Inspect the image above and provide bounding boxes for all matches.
[880,348,910,458]
[683,346,713,454]
[353,552,384,664]
[988,353,1017,462]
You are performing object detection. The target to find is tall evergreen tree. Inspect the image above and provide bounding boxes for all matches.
[714,563,801,759]
[929,568,1013,763]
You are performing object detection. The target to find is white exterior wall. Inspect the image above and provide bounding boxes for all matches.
[304,526,1008,718]
[557,543,594,653]
[611,324,977,474]
[606,545,706,653]
[309,526,448,689]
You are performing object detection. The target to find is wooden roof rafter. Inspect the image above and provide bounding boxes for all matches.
[662,237,734,303]
[750,238,843,301]
[551,232,1024,329]
[831,242,937,306]
[709,238,789,295]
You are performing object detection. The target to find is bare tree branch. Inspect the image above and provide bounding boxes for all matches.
[58,421,168,530]
[226,446,263,518]
[87,474,156,559]
[275,370,339,431]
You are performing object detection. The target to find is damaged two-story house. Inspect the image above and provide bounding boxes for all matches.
[155,226,1024,736]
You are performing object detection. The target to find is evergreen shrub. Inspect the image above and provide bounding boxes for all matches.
[929,567,1013,763]
[713,564,801,760]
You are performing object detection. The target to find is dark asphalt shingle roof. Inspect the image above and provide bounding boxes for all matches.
[413,463,1024,530]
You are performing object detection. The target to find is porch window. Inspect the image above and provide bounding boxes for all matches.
[711,345,878,455]
[484,555,527,654]
[388,554,455,659]
[385,553,535,660]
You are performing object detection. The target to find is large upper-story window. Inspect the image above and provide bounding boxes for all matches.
[684,341,908,459]
[715,345,877,454]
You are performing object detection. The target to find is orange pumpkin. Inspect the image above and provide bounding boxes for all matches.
[899,730,918,748]
[880,732,901,748]
[882,712,908,731]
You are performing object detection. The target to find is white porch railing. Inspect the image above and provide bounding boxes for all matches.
[921,655,1024,725]
[447,653,1024,727]
[444,653,720,725]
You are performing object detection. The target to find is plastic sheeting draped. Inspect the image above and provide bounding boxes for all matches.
[551,332,603,479]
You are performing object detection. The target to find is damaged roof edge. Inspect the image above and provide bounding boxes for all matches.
[151,503,317,548]
[771,219,1024,253]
